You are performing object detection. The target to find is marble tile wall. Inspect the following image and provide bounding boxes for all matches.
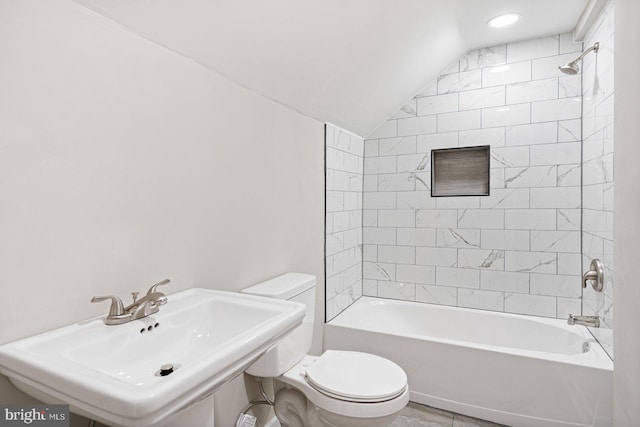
[581,0,614,358]
[363,34,584,318]
[325,123,364,321]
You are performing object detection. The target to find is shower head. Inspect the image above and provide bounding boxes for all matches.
[559,61,580,75]
[558,42,599,75]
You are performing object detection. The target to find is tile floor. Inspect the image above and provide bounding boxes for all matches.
[389,402,505,427]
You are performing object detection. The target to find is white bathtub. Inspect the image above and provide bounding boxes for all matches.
[324,297,613,427]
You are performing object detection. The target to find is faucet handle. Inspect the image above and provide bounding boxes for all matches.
[91,295,125,316]
[146,279,170,296]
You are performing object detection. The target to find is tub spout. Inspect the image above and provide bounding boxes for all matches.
[567,314,600,328]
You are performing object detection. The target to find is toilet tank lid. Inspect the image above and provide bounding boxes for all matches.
[242,273,316,300]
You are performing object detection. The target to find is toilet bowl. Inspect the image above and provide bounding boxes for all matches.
[242,273,409,427]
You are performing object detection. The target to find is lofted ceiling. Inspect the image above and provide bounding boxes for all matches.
[72,0,589,137]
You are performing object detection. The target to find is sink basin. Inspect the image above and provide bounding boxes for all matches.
[0,288,305,427]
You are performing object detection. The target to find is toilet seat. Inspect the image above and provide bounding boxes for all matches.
[305,350,407,403]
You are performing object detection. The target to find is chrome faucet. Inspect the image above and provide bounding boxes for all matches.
[92,279,169,325]
[567,313,600,328]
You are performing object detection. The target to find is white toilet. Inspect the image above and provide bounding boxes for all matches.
[242,273,409,427]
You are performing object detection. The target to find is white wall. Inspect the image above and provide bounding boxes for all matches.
[325,124,364,321]
[614,0,640,424]
[363,34,585,318]
[0,0,325,418]
[581,0,615,358]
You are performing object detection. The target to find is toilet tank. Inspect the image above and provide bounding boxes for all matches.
[241,273,316,377]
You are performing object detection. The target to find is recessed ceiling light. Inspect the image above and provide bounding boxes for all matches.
[487,13,521,28]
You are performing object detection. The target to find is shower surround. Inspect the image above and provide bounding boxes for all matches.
[362,33,585,319]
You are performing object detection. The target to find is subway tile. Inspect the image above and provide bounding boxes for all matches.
[397,264,436,285]
[362,209,377,227]
[505,166,557,188]
[378,136,417,156]
[326,191,344,212]
[363,261,396,281]
[559,75,582,98]
[436,228,481,249]
[459,127,506,147]
[416,284,457,305]
[436,267,479,289]
[417,93,459,116]
[391,100,418,119]
[506,78,558,104]
[437,110,481,132]
[531,97,581,122]
[362,244,378,262]
[415,247,458,267]
[363,174,378,192]
[457,209,504,229]
[559,32,582,54]
[507,35,559,62]
[481,229,530,251]
[398,115,437,136]
[530,142,581,166]
[378,245,415,264]
[364,156,396,174]
[557,209,581,231]
[504,293,556,317]
[336,130,365,156]
[378,209,415,227]
[397,153,429,173]
[460,45,506,71]
[364,139,378,157]
[480,188,529,209]
[458,288,504,311]
[459,86,505,110]
[491,146,530,167]
[481,270,530,293]
[397,191,436,209]
[368,120,397,139]
[435,197,481,209]
[363,192,396,209]
[530,187,580,209]
[558,119,581,142]
[482,103,531,127]
[437,70,482,94]
[416,209,458,228]
[505,209,556,230]
[482,61,531,87]
[363,227,396,245]
[415,79,438,98]
[416,132,458,152]
[458,249,505,270]
[332,247,361,273]
[505,122,557,146]
[557,297,581,320]
[530,273,581,298]
[378,281,415,301]
[505,251,557,274]
[362,279,378,296]
[557,164,581,186]
[491,168,506,189]
[532,52,583,80]
[531,230,581,253]
[326,232,344,257]
[378,173,415,191]
[397,228,436,247]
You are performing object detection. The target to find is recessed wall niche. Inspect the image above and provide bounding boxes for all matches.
[431,145,490,197]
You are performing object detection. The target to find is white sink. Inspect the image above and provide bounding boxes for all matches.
[0,288,304,427]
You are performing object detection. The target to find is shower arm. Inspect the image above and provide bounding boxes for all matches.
[572,42,600,63]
